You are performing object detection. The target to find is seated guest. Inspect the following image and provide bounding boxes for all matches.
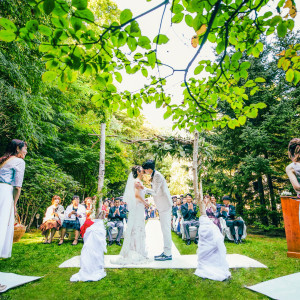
[211,195,221,210]
[101,200,110,218]
[59,195,86,246]
[217,195,244,244]
[107,198,126,246]
[181,193,199,245]
[176,199,182,232]
[203,195,221,232]
[40,195,64,244]
[172,200,179,219]
[80,197,95,238]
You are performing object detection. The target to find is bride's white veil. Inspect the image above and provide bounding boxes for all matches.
[123,172,136,212]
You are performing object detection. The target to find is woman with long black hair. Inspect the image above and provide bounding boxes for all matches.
[0,139,27,259]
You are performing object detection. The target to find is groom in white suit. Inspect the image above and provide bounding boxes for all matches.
[142,160,173,261]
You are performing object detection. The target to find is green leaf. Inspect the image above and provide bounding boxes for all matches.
[53,2,69,16]
[0,18,17,32]
[255,77,266,82]
[42,71,57,82]
[240,61,251,70]
[228,119,236,129]
[72,0,87,10]
[133,107,140,117]
[26,20,39,32]
[238,116,247,125]
[75,9,94,23]
[39,44,53,52]
[256,42,264,52]
[71,17,82,32]
[43,0,55,15]
[156,100,163,108]
[194,65,204,75]
[153,34,169,45]
[252,47,260,58]
[293,70,300,86]
[38,25,52,36]
[277,21,287,38]
[118,32,127,47]
[114,72,122,83]
[287,19,294,31]
[172,13,184,23]
[208,33,216,43]
[163,108,172,119]
[216,41,225,54]
[172,4,184,14]
[141,67,148,77]
[96,76,106,89]
[147,51,156,68]
[107,84,117,92]
[130,21,141,37]
[185,15,193,27]
[127,36,137,52]
[120,9,132,24]
[231,51,242,61]
[256,102,267,109]
[286,68,294,82]
[138,36,151,49]
[0,30,16,42]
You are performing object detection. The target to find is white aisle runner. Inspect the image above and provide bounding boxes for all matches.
[59,219,267,269]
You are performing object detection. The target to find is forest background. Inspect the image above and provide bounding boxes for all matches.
[0,0,299,231]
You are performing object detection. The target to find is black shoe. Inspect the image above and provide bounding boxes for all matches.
[108,241,114,246]
[155,254,172,261]
[186,239,191,245]
[194,239,198,245]
[116,241,121,246]
[234,239,239,244]
[238,239,243,244]
[154,252,165,259]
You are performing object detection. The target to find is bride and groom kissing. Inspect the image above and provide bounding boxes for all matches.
[112,159,173,265]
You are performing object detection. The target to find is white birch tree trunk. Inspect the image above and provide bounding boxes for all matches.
[97,123,106,209]
[193,130,200,205]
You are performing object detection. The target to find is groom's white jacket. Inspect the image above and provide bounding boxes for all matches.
[147,170,172,212]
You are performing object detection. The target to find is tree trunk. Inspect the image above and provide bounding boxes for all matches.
[267,173,279,227]
[257,175,269,226]
[97,123,106,210]
[193,131,205,215]
[193,130,199,204]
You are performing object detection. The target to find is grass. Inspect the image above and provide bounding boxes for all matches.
[0,231,300,300]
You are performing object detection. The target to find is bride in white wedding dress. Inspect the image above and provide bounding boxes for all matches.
[111,166,151,265]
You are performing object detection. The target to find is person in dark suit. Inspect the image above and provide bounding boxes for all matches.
[217,195,244,244]
[107,198,126,246]
[181,193,199,245]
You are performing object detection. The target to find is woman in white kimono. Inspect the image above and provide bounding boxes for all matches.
[0,139,27,292]
[0,139,27,259]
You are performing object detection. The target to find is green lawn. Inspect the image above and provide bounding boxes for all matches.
[0,231,299,300]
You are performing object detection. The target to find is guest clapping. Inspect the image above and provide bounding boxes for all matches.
[40,195,64,244]
[59,195,86,246]
[217,195,244,244]
[181,194,199,245]
[107,198,126,246]
[203,195,221,232]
